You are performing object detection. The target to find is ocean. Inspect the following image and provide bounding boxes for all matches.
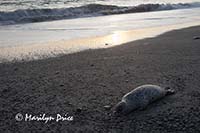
[0,0,200,25]
[0,0,200,62]
[1,0,199,11]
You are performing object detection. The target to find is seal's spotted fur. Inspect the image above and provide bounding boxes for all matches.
[113,84,175,115]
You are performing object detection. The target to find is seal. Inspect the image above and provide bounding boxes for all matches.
[113,84,175,115]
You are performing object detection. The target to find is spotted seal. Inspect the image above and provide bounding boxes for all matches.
[113,84,175,115]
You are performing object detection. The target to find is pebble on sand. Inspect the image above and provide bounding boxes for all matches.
[104,105,111,110]
[76,108,82,113]
[14,68,18,71]
[193,36,200,40]
[55,72,60,74]
[59,84,64,87]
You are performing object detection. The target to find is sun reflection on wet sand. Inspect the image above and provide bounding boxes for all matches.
[0,22,199,63]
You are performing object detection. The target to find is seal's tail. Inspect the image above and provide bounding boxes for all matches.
[165,87,175,95]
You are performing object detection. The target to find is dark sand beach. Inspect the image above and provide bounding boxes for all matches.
[0,26,200,132]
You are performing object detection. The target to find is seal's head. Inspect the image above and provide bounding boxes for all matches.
[112,101,128,116]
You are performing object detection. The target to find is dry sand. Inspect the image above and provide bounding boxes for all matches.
[0,26,200,132]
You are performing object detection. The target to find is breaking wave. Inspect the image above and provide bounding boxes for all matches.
[0,2,200,25]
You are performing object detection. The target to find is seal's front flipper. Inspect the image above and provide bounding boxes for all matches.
[165,87,175,95]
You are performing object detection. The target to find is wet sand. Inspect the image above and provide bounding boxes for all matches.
[0,26,200,132]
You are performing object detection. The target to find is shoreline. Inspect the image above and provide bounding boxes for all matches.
[0,22,200,63]
[0,26,200,132]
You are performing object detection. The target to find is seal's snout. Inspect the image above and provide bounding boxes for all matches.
[112,101,126,115]
[112,110,118,116]
[112,109,123,117]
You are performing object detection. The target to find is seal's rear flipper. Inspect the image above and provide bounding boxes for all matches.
[165,87,175,95]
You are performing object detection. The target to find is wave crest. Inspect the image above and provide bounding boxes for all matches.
[0,2,199,25]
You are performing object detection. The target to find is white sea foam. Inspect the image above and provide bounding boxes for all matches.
[1,0,199,11]
[0,2,200,25]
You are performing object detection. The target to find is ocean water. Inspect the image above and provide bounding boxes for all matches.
[0,0,200,62]
[1,0,199,11]
[0,0,200,25]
